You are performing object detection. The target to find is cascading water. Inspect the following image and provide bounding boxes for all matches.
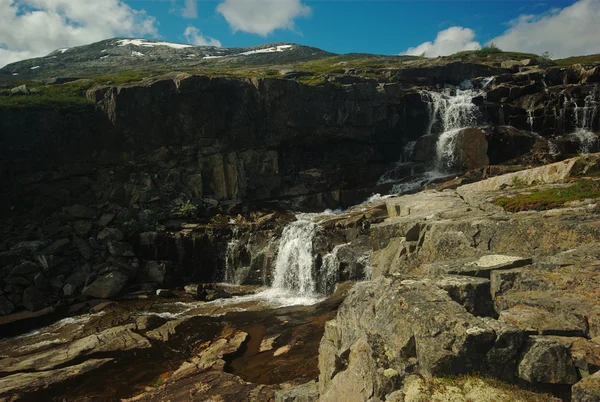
[270,215,319,295]
[570,89,599,153]
[421,81,485,171]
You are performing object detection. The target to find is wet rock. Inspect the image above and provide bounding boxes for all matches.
[97,227,124,244]
[517,336,578,385]
[144,261,167,284]
[184,283,206,299]
[73,220,92,236]
[11,261,41,276]
[65,204,96,219]
[156,288,173,297]
[170,331,248,382]
[136,315,165,331]
[0,251,20,267]
[82,271,128,299]
[146,319,187,342]
[451,127,490,171]
[0,325,150,373]
[0,295,14,315]
[90,301,117,313]
[205,289,232,302]
[275,381,318,402]
[572,371,600,402]
[259,335,280,352]
[108,241,134,257]
[0,358,113,400]
[39,238,70,256]
[22,286,47,311]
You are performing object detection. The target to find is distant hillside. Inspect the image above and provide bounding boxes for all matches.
[0,38,335,80]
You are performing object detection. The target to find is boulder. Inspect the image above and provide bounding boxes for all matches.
[10,241,45,253]
[572,371,600,402]
[275,381,318,402]
[22,286,48,311]
[144,261,167,284]
[98,213,115,227]
[73,235,94,260]
[11,261,41,276]
[0,295,14,316]
[107,241,134,257]
[39,238,70,256]
[82,271,128,299]
[156,289,174,297]
[517,336,578,385]
[318,276,510,400]
[499,304,587,337]
[10,84,28,95]
[65,204,96,219]
[487,126,538,165]
[33,273,49,290]
[72,220,92,236]
[97,227,124,244]
[139,231,158,246]
[452,128,489,171]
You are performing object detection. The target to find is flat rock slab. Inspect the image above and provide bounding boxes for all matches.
[0,358,113,400]
[499,304,588,337]
[0,324,150,373]
[425,254,533,278]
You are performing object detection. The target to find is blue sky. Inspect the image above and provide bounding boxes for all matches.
[144,0,569,54]
[1,0,600,67]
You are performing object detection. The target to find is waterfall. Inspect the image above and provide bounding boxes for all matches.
[271,215,319,295]
[527,109,535,132]
[224,239,240,284]
[567,88,599,154]
[319,243,350,294]
[421,82,484,171]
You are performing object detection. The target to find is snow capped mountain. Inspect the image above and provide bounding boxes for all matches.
[0,38,334,80]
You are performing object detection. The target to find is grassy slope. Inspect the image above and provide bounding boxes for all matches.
[1,48,599,111]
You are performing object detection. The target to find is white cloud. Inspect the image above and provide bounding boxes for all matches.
[401,26,481,57]
[489,0,600,58]
[184,26,222,47]
[0,0,158,68]
[180,0,198,19]
[216,0,310,36]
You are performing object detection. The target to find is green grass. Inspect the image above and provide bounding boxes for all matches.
[494,179,600,212]
[0,80,95,111]
[554,54,600,66]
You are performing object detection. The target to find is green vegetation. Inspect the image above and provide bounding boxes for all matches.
[421,374,556,401]
[0,80,95,111]
[511,175,526,188]
[494,179,600,212]
[554,53,600,66]
[176,200,198,216]
[153,378,164,388]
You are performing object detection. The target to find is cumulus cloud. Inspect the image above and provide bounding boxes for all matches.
[173,0,198,19]
[0,0,158,68]
[489,0,600,58]
[216,0,310,36]
[184,26,222,47]
[401,26,481,57]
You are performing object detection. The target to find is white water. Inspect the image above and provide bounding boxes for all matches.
[421,82,485,171]
[565,88,599,154]
[320,243,350,294]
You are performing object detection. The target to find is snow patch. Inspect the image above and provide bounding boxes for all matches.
[12,73,18,76]
[203,55,223,59]
[117,39,192,49]
[101,49,107,53]
[239,45,293,56]
[30,66,40,70]
[58,48,69,54]
[131,51,144,57]
[100,55,109,60]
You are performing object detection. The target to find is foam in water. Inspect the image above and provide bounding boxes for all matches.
[421,84,484,171]
[564,89,599,153]
[271,215,319,295]
[320,243,350,294]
